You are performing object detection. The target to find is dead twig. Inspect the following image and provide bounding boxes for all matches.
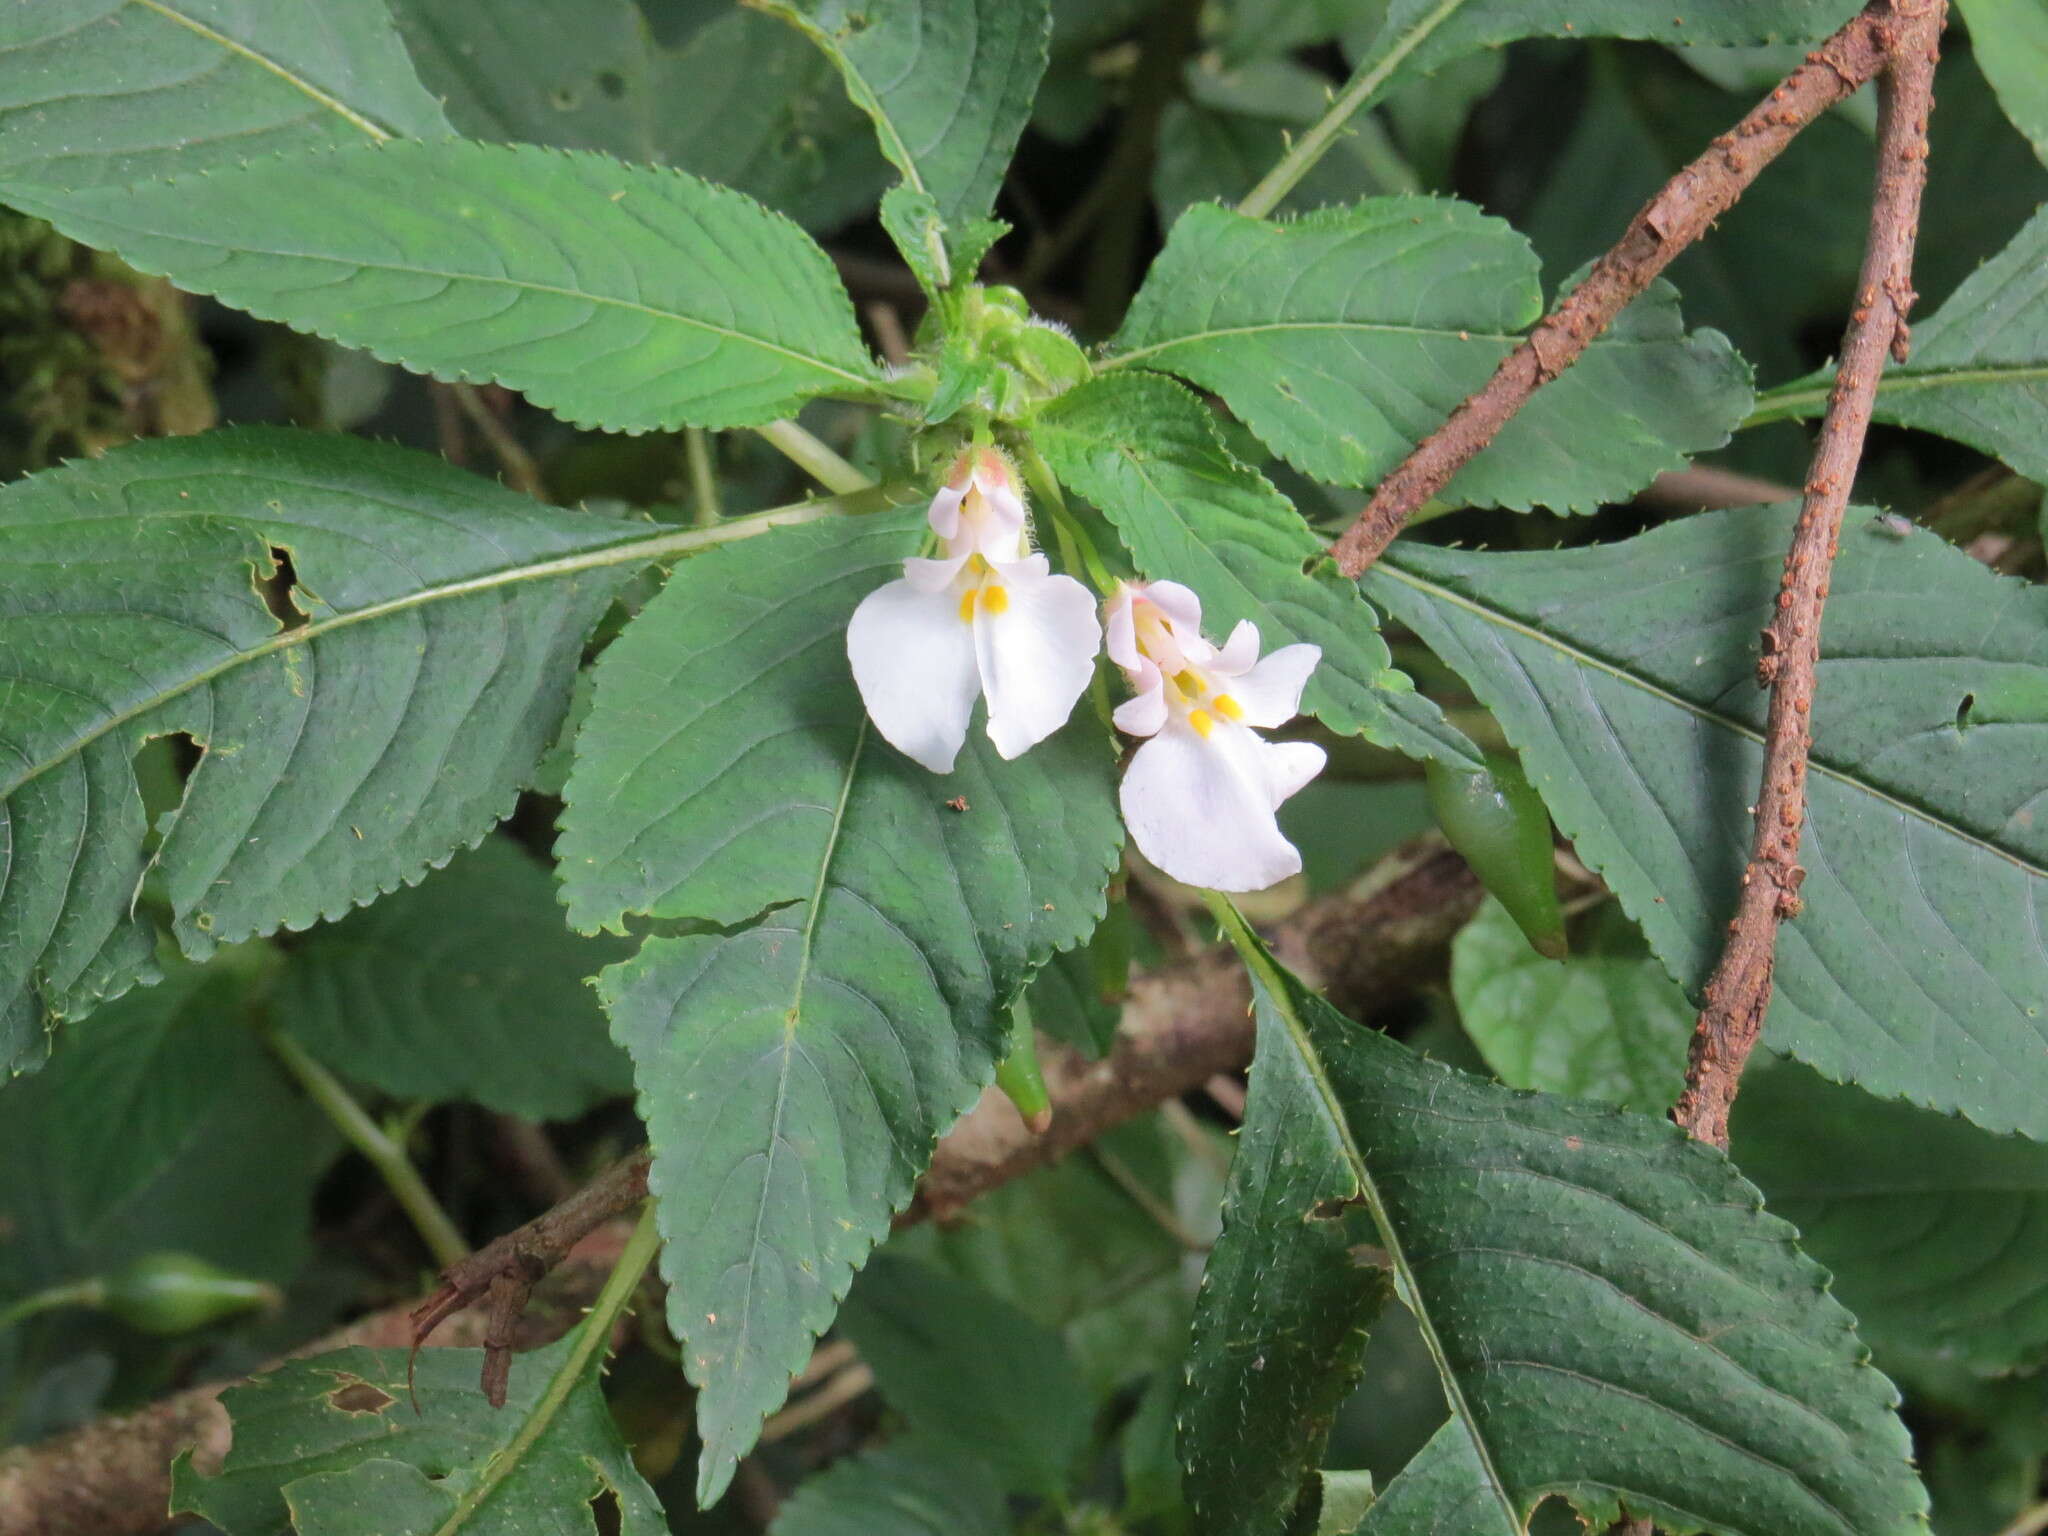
[1673,0,1945,1148]
[1327,0,1899,578]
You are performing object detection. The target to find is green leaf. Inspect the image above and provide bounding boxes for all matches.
[1352,1420,1509,1536]
[0,0,449,191]
[0,140,884,434]
[0,949,337,1317]
[1752,203,2048,481]
[1734,1058,2048,1375]
[169,1331,664,1535]
[0,430,635,1072]
[768,1439,1008,1536]
[1367,506,2048,1139]
[1450,899,1693,1110]
[1179,981,1391,1536]
[1032,371,1473,765]
[757,0,1050,267]
[1955,0,2048,167]
[840,1255,1093,1497]
[559,514,1122,1502]
[1424,754,1565,959]
[275,839,632,1121]
[1224,923,1926,1536]
[1107,200,1753,510]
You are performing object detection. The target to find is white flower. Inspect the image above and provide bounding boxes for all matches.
[848,447,1101,774]
[1106,580,1325,892]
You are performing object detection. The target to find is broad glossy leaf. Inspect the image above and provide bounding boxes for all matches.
[0,0,448,190]
[840,1255,1092,1497]
[1752,202,2048,481]
[0,430,635,1072]
[1956,0,2048,167]
[1107,200,1752,509]
[757,0,1049,263]
[1353,1420,1510,1536]
[1,140,884,434]
[277,839,632,1121]
[560,514,1122,1501]
[169,1333,663,1535]
[1735,1059,2048,1375]
[1179,983,1389,1536]
[1032,372,1475,765]
[768,1439,1008,1536]
[1450,899,1692,1110]
[1229,930,1925,1535]
[1368,507,2048,1138]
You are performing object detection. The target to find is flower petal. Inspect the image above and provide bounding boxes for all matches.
[1256,739,1326,806]
[976,568,1102,759]
[1104,584,1142,675]
[927,482,968,540]
[847,577,979,773]
[1112,673,1167,738]
[1146,580,1205,635]
[1212,619,1261,676]
[1225,643,1321,728]
[1118,721,1306,892]
[903,551,969,593]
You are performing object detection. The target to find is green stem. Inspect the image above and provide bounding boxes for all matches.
[0,1280,105,1334]
[1014,438,1115,593]
[1236,0,1462,220]
[263,1025,470,1270]
[755,419,874,495]
[430,1203,661,1536]
[684,427,721,527]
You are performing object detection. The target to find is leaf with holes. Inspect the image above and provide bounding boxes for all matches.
[0,140,885,434]
[757,0,1049,274]
[1218,915,1925,1535]
[1735,1058,2048,1375]
[276,838,632,1121]
[1752,203,2048,481]
[0,429,639,1073]
[1033,371,1478,766]
[1107,200,1752,510]
[169,1332,663,1535]
[0,0,448,191]
[1368,506,2048,1139]
[559,513,1122,1503]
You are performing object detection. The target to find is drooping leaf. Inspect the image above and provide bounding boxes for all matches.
[1424,754,1564,960]
[757,0,1050,270]
[559,513,1122,1502]
[1734,1058,2048,1375]
[1032,371,1477,766]
[1179,980,1390,1536]
[1107,200,1753,509]
[1955,0,2048,167]
[1352,1420,1511,1536]
[276,839,632,1121]
[0,430,638,1072]
[1222,921,1926,1535]
[0,0,448,191]
[1367,506,2048,1138]
[1751,202,2048,482]
[840,1255,1093,1497]
[0,140,885,435]
[1450,899,1693,1110]
[169,1331,664,1535]
[767,1439,1009,1536]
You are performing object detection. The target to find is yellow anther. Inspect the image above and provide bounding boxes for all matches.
[958,590,977,624]
[981,584,1010,616]
[1174,669,1207,696]
[1214,693,1244,720]
[1188,708,1215,738]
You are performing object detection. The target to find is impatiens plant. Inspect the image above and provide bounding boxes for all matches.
[5,0,2048,1534]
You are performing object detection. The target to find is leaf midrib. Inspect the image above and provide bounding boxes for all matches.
[1752,362,2048,423]
[1102,318,1525,371]
[131,0,396,142]
[1375,559,2048,883]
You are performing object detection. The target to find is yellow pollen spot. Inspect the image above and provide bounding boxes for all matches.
[980,584,1010,615]
[1174,669,1207,696]
[1214,694,1244,720]
[958,590,978,624]
[1188,708,1216,738]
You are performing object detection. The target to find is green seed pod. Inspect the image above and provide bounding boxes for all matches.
[1425,751,1567,960]
[995,1000,1054,1135]
[99,1252,281,1336]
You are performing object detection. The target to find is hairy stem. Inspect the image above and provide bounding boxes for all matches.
[754,418,873,495]
[1673,0,1945,1148]
[685,427,721,527]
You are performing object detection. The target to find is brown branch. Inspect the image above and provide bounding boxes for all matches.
[1673,1,1944,1148]
[0,841,1481,1536]
[1326,1,1899,579]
